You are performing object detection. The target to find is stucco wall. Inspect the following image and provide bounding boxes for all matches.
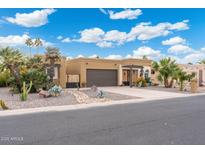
[66,58,152,87]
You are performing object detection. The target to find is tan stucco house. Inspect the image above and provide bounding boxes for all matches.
[51,57,152,88]
[179,64,205,86]
[150,64,205,87]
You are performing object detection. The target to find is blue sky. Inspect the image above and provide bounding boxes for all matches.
[0,8,205,63]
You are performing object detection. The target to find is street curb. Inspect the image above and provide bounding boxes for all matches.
[0,93,204,117]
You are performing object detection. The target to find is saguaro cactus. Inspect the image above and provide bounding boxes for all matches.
[20,81,33,101]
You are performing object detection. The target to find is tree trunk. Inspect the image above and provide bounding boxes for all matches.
[180,81,183,91]
[164,78,169,88]
[169,79,174,88]
[9,66,22,92]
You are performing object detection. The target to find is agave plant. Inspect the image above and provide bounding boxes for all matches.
[48,85,62,97]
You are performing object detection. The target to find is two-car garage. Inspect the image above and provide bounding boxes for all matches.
[86,69,118,87]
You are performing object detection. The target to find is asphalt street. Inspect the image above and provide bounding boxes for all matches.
[1,95,205,144]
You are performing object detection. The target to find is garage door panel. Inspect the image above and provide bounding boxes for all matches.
[86,69,117,87]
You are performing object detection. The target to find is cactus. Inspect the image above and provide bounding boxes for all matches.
[0,100,9,110]
[20,81,33,101]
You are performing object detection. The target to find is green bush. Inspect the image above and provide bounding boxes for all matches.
[0,70,10,87]
[9,69,54,93]
[135,77,147,87]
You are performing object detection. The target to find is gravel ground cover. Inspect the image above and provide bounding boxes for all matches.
[0,88,139,110]
[82,89,139,101]
[0,88,77,110]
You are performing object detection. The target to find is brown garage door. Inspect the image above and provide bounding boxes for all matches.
[86,69,118,87]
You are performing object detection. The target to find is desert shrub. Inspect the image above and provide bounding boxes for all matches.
[0,70,10,87]
[0,100,9,110]
[9,69,54,93]
[135,77,147,87]
[48,85,62,97]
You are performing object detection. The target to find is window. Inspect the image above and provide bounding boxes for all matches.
[46,66,58,79]
[144,70,149,79]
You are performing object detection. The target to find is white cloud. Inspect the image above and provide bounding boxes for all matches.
[89,54,99,58]
[0,34,52,48]
[132,46,161,59]
[77,28,105,43]
[105,54,123,60]
[99,8,107,15]
[76,54,84,58]
[74,20,189,48]
[162,36,186,45]
[168,44,192,54]
[96,41,113,48]
[169,20,189,30]
[170,47,205,64]
[127,20,189,41]
[57,35,63,40]
[5,9,56,27]
[61,37,71,43]
[66,56,73,60]
[39,39,53,47]
[108,9,142,20]
[0,34,29,47]
[104,30,127,45]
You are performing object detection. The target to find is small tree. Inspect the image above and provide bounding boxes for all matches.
[177,70,195,91]
[152,58,180,88]
[45,47,61,82]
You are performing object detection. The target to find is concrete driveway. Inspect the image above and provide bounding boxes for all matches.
[100,86,204,101]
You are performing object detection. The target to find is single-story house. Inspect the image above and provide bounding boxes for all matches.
[179,64,205,86]
[150,64,205,87]
[50,57,152,88]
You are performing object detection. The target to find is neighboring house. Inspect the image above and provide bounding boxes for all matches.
[50,57,152,88]
[179,64,205,86]
[151,64,205,87]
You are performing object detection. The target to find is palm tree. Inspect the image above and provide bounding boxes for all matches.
[26,55,44,70]
[177,69,195,91]
[152,58,180,88]
[0,47,25,92]
[25,38,34,57]
[34,38,43,55]
[45,47,61,81]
